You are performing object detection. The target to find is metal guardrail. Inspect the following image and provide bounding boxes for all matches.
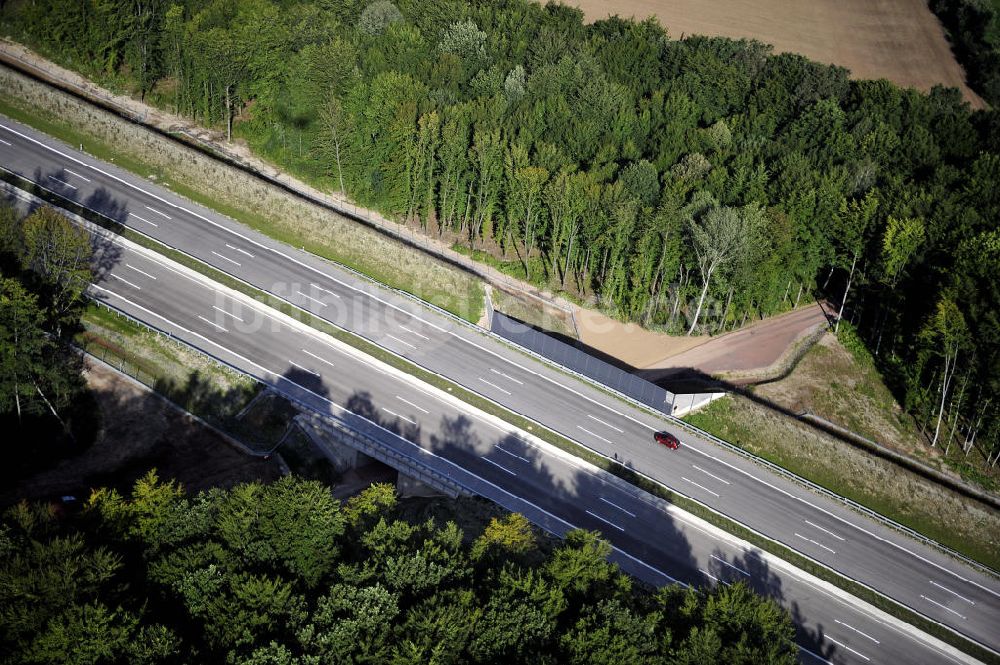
[88,298,484,499]
[0,50,574,316]
[800,412,1000,512]
[665,414,1000,580]
[8,162,995,582]
[84,303,1000,659]
[308,414,468,499]
[491,311,676,414]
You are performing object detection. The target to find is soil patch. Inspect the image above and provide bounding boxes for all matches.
[573,0,985,108]
[642,303,830,378]
[574,305,707,369]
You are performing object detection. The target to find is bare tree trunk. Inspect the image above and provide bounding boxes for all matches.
[716,287,733,333]
[835,253,857,335]
[945,370,970,455]
[561,228,577,289]
[688,269,713,336]
[795,282,803,308]
[822,265,835,291]
[225,85,233,143]
[669,264,686,326]
[33,380,71,440]
[932,352,957,447]
[334,136,345,196]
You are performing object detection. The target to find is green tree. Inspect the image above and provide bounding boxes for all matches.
[19,207,93,336]
[0,279,78,429]
[920,297,969,447]
[686,204,767,335]
[833,190,878,334]
[502,144,549,278]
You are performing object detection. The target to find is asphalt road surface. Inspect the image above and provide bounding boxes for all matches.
[3,116,998,664]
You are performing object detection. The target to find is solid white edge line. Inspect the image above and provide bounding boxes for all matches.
[80,232,971,662]
[9,117,984,607]
[8,157,993,665]
[680,430,1000,601]
[4,120,995,648]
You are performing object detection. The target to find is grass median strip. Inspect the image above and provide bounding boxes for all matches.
[6,170,997,664]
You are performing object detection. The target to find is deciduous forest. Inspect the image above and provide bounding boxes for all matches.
[931,0,1000,107]
[2,0,998,465]
[0,475,798,663]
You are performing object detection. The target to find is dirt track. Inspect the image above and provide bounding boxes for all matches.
[641,302,831,378]
[573,0,984,108]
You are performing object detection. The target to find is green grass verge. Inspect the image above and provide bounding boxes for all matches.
[686,389,1000,572]
[78,303,260,429]
[0,94,482,323]
[7,171,996,664]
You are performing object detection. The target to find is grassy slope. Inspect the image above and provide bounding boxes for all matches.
[0,87,483,323]
[685,332,1000,570]
[4,59,997,661]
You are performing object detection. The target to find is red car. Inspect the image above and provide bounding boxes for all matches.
[654,431,681,449]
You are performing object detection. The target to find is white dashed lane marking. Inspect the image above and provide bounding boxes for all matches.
[129,212,158,227]
[144,205,171,219]
[48,175,76,189]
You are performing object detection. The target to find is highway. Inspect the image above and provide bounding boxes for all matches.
[2,115,998,664]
